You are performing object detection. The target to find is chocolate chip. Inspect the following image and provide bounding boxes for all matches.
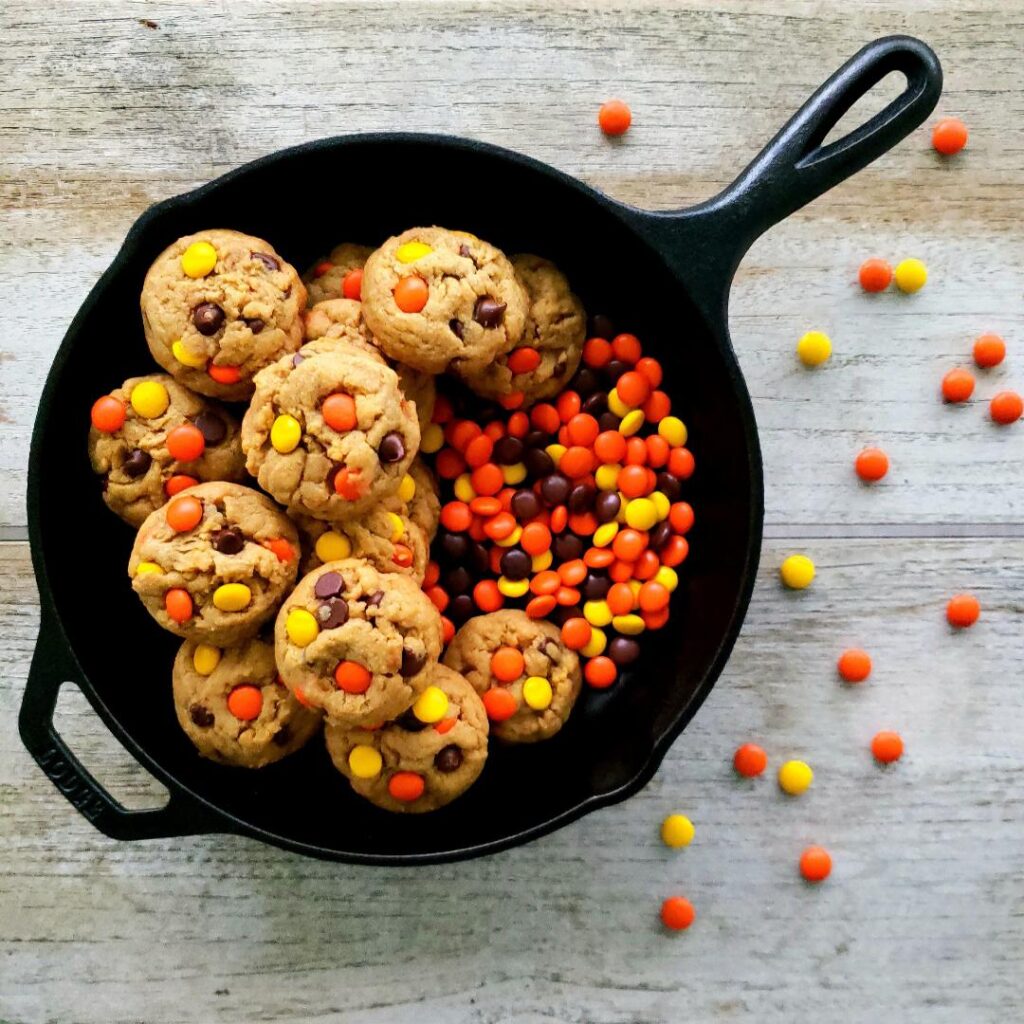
[552,533,583,562]
[189,704,214,727]
[649,521,672,551]
[582,573,610,601]
[540,473,570,507]
[573,367,601,396]
[395,708,429,732]
[492,436,524,465]
[598,412,620,432]
[500,548,531,581]
[568,483,596,513]
[271,726,291,747]
[605,359,628,383]
[251,251,280,272]
[192,411,226,446]
[591,314,615,339]
[317,596,349,629]
[244,317,265,334]
[326,464,343,493]
[458,243,472,258]
[441,531,469,561]
[449,319,464,340]
[211,527,244,554]
[292,353,304,367]
[657,472,682,501]
[192,302,225,336]
[449,593,475,622]
[510,489,541,521]
[445,566,473,595]
[378,432,405,463]
[314,571,344,599]
[524,429,548,450]
[523,448,554,478]
[581,392,607,416]
[469,543,489,574]
[552,359,567,378]
[122,448,151,478]
[608,637,641,666]
[434,745,463,773]
[473,296,507,329]
[595,492,621,523]
[366,591,385,608]
[401,647,427,677]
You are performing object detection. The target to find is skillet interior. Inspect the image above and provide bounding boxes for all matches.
[31,136,761,861]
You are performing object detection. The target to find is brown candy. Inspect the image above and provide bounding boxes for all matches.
[473,296,506,329]
[192,411,226,445]
[211,527,244,554]
[122,448,151,478]
[434,745,463,773]
[189,704,214,727]
[244,317,265,334]
[400,647,427,677]
[192,302,225,336]
[449,319,464,340]
[317,597,349,629]
[377,432,405,463]
[314,571,344,599]
[250,251,280,272]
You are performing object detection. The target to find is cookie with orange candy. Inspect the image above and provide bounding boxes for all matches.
[89,373,245,527]
[361,226,528,376]
[275,559,443,727]
[129,481,300,645]
[173,636,320,768]
[325,662,488,812]
[302,242,374,307]
[443,609,582,743]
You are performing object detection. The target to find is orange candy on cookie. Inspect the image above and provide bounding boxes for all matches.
[90,396,126,433]
[322,392,357,432]
[166,495,203,532]
[166,423,205,461]
[393,275,429,313]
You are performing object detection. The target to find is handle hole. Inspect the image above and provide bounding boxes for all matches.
[820,69,909,150]
[54,682,170,811]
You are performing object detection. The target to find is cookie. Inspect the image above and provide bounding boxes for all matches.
[241,340,420,522]
[88,374,245,527]
[361,227,528,376]
[140,229,306,401]
[303,242,374,307]
[173,636,320,768]
[304,299,436,432]
[129,481,300,645]
[295,504,429,582]
[392,456,441,542]
[460,254,586,403]
[275,559,443,727]
[325,662,488,812]
[443,610,582,743]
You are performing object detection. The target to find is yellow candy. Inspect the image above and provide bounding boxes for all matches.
[778,759,814,795]
[348,744,383,779]
[658,416,687,446]
[135,561,163,576]
[398,473,416,503]
[497,576,530,598]
[651,491,670,520]
[780,554,815,589]
[413,685,449,723]
[616,495,629,523]
[270,414,302,453]
[619,409,645,437]
[531,550,553,572]
[315,530,351,563]
[593,522,619,548]
[171,339,207,368]
[580,626,607,658]
[612,613,645,635]
[624,497,657,530]
[386,512,404,542]
[180,240,218,279]
[894,257,927,293]
[545,443,567,464]
[797,331,832,367]
[502,462,527,485]
[286,608,319,646]
[583,600,613,627]
[654,566,678,592]
[594,463,621,490]
[454,473,476,502]
[421,423,444,453]
[130,381,169,419]
[494,525,522,548]
[192,643,221,676]
[628,580,642,600]
[396,241,434,263]
[661,814,695,848]
[213,583,251,612]
[607,388,632,417]
[522,675,553,710]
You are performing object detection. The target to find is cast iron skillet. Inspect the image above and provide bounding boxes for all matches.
[20,36,941,863]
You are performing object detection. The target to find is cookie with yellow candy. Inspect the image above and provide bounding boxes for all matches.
[173,636,320,768]
[140,228,306,401]
[325,662,488,813]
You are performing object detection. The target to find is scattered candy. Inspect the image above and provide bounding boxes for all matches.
[931,117,968,155]
[973,333,1006,368]
[780,554,815,590]
[946,593,980,628]
[941,367,975,403]
[733,743,767,777]
[837,648,872,683]
[855,446,889,482]
[778,759,813,795]
[799,846,832,882]
[797,330,832,366]
[990,390,1023,425]
[660,896,695,931]
[660,814,695,848]
[894,258,927,293]
[598,99,632,136]
[858,258,893,292]
[871,730,904,763]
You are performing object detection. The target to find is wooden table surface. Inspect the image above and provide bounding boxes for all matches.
[2,3,1022,1022]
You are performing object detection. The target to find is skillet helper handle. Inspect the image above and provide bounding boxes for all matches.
[20,610,216,841]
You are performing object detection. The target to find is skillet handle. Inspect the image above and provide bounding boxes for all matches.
[19,609,221,841]
[637,35,942,315]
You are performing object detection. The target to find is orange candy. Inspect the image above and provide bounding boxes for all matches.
[556,390,581,422]
[166,423,205,462]
[464,434,494,468]
[434,716,457,735]
[484,511,517,540]
[90,396,126,433]
[558,559,587,586]
[164,588,193,623]
[526,594,557,618]
[483,420,506,443]
[871,730,904,764]
[165,474,199,496]
[594,430,627,464]
[642,606,670,630]
[638,581,670,612]
[388,772,426,802]
[931,116,968,155]
[560,446,593,480]
[645,434,670,468]
[491,646,525,682]
[799,846,832,883]
[668,447,695,479]
[941,367,975,403]
[334,660,372,694]
[561,617,592,650]
[855,446,889,481]
[530,403,561,434]
[432,395,454,423]
[612,333,641,363]
[441,616,456,644]
[470,496,502,517]
[507,347,541,374]
[660,896,695,931]
[608,559,634,582]
[498,391,525,410]
[322,392,357,432]
[566,413,599,447]
[660,535,689,567]
[669,502,694,534]
[166,495,203,532]
[584,547,615,569]
[207,363,241,385]
[616,370,651,407]
[635,357,663,388]
[584,656,617,688]
[733,742,767,777]
[424,561,441,587]
[341,268,363,300]
[858,258,893,292]
[990,390,1023,425]
[471,463,504,496]
[482,687,518,721]
[567,512,597,536]
[333,467,365,499]
[583,337,613,368]
[425,585,449,612]
[612,528,646,562]
[440,501,472,533]
[507,411,529,437]
[266,538,294,562]
[531,571,561,596]
[607,582,635,615]
[598,99,632,136]
[227,685,263,721]
[973,333,1006,368]
[393,275,429,313]
[435,448,466,480]
[520,522,552,555]
[946,593,980,628]
[449,419,481,451]
[392,544,413,568]
[633,549,660,581]
[837,648,872,683]
[624,437,648,466]
[642,390,671,423]
[618,464,649,498]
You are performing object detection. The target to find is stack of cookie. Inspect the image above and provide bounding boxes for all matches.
[87,223,589,814]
